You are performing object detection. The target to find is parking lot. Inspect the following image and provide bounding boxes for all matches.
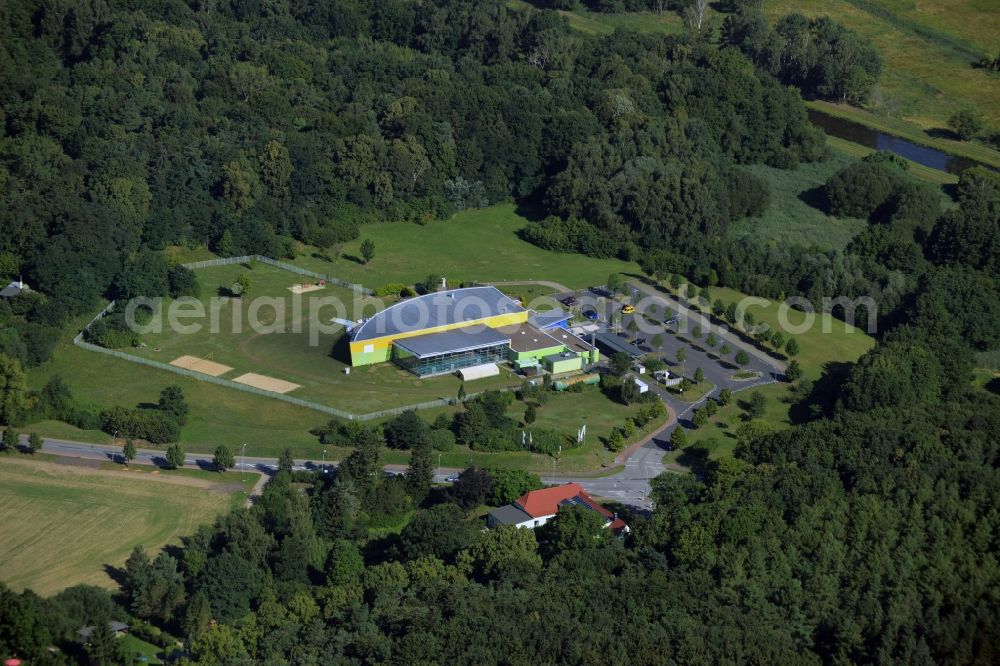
[556,287,776,386]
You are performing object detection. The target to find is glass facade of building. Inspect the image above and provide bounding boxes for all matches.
[393,342,508,377]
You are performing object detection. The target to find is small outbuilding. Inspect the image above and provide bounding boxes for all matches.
[543,352,583,375]
[0,279,27,299]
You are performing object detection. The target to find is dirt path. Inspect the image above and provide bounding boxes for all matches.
[245,471,269,508]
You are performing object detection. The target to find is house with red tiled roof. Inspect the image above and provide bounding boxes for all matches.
[486,482,629,535]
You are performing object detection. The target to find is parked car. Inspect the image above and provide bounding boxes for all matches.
[589,286,611,298]
[621,304,635,314]
[582,309,599,320]
[664,316,679,326]
[560,295,578,307]
[445,476,459,483]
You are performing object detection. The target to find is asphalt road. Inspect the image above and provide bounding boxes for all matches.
[16,432,667,508]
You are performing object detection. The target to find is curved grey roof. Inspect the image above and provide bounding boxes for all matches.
[351,286,524,342]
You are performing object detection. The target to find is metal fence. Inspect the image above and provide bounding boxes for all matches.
[73,265,513,421]
[181,255,372,295]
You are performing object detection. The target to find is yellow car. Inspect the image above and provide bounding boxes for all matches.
[621,304,635,314]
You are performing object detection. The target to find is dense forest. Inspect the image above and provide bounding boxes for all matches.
[1,0,1000,664]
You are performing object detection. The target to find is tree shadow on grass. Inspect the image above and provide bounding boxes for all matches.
[788,360,854,424]
[675,446,710,476]
[798,184,829,213]
[102,563,129,590]
[514,199,549,222]
[342,254,364,265]
[926,127,958,140]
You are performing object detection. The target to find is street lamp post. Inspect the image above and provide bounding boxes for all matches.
[241,443,247,482]
[322,449,327,474]
[112,430,118,464]
[437,453,442,482]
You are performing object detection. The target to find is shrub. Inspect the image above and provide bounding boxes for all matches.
[948,108,984,141]
[373,283,407,297]
[428,428,455,452]
[85,313,139,349]
[100,406,180,443]
[824,161,903,218]
[605,429,625,453]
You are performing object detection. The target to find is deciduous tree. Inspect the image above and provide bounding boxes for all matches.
[214,445,235,472]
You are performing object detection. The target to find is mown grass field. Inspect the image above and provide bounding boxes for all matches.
[0,457,250,595]
[765,0,1000,133]
[292,203,636,290]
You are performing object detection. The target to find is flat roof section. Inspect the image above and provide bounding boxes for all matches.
[547,329,595,354]
[529,308,571,330]
[496,322,563,353]
[544,352,580,364]
[594,331,642,358]
[488,504,533,526]
[393,325,511,359]
[351,286,525,342]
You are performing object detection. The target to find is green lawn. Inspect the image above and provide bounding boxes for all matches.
[291,203,636,290]
[29,321,332,456]
[0,457,249,595]
[665,382,793,470]
[668,381,714,404]
[496,282,561,309]
[120,634,165,665]
[764,0,1000,134]
[729,154,868,251]
[713,285,875,379]
[28,197,869,462]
